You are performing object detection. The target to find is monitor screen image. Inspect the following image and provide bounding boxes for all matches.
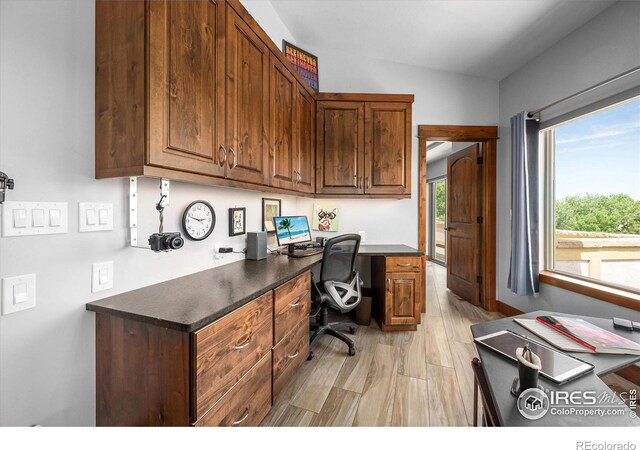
[273,216,312,246]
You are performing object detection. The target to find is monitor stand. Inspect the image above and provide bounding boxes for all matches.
[287,243,296,255]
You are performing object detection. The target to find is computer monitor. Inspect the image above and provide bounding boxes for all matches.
[273,216,312,251]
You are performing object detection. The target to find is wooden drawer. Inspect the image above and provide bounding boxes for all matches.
[274,271,310,344]
[386,256,422,272]
[272,317,309,400]
[193,292,273,421]
[194,353,272,427]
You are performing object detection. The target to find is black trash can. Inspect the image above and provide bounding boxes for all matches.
[354,296,372,326]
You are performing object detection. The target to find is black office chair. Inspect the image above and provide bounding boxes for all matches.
[310,234,362,357]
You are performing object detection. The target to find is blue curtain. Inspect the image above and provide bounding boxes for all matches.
[508,112,540,296]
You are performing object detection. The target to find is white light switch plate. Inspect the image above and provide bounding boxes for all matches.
[79,203,113,232]
[2,274,36,315]
[92,261,113,293]
[2,201,68,237]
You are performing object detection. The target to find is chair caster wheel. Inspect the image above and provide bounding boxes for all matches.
[349,326,357,335]
[348,347,356,356]
[307,351,315,361]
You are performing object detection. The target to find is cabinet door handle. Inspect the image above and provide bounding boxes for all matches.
[293,170,299,184]
[387,278,391,292]
[233,337,252,350]
[232,409,250,426]
[353,175,357,187]
[218,145,227,167]
[297,172,302,183]
[228,147,237,169]
[358,177,362,189]
[286,351,300,360]
[366,176,370,189]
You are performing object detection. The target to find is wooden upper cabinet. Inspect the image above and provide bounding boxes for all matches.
[365,102,411,195]
[315,95,413,197]
[225,7,269,185]
[295,84,315,194]
[147,0,226,177]
[316,101,365,195]
[269,54,296,191]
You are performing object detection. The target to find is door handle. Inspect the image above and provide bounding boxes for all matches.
[218,145,227,168]
[366,176,370,189]
[444,227,455,231]
[228,147,237,169]
[387,278,391,292]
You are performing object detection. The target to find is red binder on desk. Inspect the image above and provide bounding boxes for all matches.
[536,315,640,355]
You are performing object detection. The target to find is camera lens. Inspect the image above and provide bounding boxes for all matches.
[170,235,184,250]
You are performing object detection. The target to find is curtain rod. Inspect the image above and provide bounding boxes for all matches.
[527,64,640,118]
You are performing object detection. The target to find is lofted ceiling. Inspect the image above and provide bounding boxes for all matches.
[269,0,615,81]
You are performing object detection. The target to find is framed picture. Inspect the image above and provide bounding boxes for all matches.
[312,203,340,232]
[262,198,281,232]
[229,207,246,236]
[282,40,319,92]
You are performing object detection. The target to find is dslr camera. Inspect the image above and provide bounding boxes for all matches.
[148,232,184,252]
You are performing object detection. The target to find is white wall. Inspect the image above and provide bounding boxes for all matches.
[290,43,498,245]
[497,1,640,320]
[0,0,498,426]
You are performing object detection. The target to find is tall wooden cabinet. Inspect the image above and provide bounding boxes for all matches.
[315,94,413,198]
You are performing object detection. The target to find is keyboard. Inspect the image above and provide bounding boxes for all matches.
[285,247,324,258]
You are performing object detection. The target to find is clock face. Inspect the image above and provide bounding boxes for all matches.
[182,201,215,241]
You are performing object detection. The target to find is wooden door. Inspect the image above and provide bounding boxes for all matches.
[364,102,411,195]
[225,8,269,185]
[385,272,420,326]
[147,0,226,177]
[295,83,315,194]
[269,54,296,190]
[316,101,364,194]
[446,144,481,305]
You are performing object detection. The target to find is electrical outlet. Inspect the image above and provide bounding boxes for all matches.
[214,242,224,260]
[358,231,366,242]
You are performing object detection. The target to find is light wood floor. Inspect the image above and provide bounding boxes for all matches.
[261,262,503,427]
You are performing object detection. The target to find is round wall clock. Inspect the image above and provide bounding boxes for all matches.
[182,200,215,241]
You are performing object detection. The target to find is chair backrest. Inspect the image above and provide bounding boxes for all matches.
[471,357,501,427]
[320,233,361,284]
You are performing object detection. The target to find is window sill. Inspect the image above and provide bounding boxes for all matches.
[539,271,640,312]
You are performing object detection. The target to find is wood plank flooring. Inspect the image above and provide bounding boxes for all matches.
[262,262,503,426]
[261,261,639,427]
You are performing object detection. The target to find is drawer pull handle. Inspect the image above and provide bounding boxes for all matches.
[289,299,303,308]
[286,351,300,360]
[232,409,250,426]
[233,338,252,351]
[397,263,413,267]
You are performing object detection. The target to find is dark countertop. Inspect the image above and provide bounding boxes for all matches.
[86,254,323,333]
[471,310,640,427]
[86,244,422,333]
[359,244,423,256]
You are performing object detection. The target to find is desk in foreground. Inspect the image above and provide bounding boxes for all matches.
[86,244,423,426]
[471,311,640,426]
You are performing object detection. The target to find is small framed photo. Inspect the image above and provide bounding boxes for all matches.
[262,198,281,232]
[229,207,246,236]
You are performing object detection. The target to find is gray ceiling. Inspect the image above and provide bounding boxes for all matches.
[269,0,614,80]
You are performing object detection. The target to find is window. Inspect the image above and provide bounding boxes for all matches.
[543,96,640,294]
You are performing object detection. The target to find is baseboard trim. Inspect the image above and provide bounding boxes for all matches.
[496,300,523,317]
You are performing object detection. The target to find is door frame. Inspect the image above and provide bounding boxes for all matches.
[418,125,498,312]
